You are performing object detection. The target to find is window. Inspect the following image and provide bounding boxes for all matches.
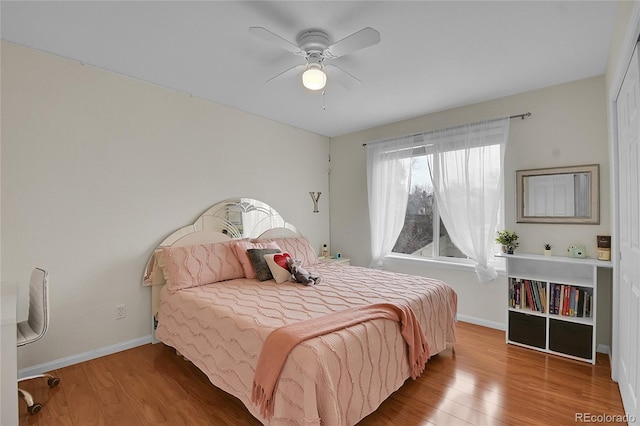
[392,150,505,262]
[367,117,509,281]
[392,154,468,259]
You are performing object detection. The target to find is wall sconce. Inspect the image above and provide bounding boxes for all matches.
[309,192,321,213]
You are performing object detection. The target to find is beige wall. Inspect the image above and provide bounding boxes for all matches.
[330,76,611,345]
[1,42,330,369]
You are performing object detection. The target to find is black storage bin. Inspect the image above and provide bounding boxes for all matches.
[549,319,593,360]
[508,311,546,349]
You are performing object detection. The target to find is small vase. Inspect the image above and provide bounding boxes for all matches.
[502,245,514,254]
[544,249,552,256]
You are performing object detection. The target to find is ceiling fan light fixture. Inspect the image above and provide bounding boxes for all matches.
[250,26,380,92]
[302,64,326,90]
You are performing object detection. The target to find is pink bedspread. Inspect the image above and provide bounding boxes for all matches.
[156,263,457,425]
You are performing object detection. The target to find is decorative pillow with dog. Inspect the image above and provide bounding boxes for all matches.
[264,252,292,284]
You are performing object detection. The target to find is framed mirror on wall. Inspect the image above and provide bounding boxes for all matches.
[516,164,600,224]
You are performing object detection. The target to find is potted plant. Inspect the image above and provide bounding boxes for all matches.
[496,230,519,254]
[543,243,552,256]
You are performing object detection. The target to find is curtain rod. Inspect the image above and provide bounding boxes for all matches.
[362,112,532,146]
[509,112,532,120]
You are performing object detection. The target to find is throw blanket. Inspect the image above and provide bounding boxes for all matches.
[251,302,430,419]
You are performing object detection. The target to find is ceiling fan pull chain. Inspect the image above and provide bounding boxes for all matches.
[322,90,326,110]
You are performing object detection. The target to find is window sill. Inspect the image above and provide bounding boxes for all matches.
[384,253,506,276]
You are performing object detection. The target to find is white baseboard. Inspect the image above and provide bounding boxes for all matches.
[456,314,505,331]
[18,335,152,379]
[597,344,610,356]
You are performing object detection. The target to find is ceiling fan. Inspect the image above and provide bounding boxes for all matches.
[248,26,381,91]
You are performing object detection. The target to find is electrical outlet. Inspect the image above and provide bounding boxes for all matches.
[115,304,126,320]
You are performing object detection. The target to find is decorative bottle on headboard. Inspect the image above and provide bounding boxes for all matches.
[322,244,329,258]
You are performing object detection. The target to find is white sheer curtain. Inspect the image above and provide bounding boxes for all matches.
[366,137,414,268]
[425,118,510,282]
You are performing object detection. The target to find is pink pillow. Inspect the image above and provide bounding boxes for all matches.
[162,241,245,292]
[258,237,319,267]
[264,252,292,284]
[232,241,281,279]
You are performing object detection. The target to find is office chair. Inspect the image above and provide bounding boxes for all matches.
[16,268,60,414]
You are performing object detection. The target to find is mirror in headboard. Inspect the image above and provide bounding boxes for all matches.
[162,198,298,244]
[195,198,298,238]
[516,164,600,224]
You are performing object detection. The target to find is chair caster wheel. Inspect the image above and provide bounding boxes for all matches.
[28,402,43,414]
[48,377,61,387]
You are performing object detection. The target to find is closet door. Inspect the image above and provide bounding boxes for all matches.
[616,42,640,422]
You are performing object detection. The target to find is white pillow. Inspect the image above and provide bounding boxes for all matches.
[264,252,292,284]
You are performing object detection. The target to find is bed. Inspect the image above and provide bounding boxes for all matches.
[143,198,457,425]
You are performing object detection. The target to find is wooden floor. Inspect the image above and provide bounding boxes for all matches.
[18,322,626,425]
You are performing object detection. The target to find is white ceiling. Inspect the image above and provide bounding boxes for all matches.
[1,1,618,137]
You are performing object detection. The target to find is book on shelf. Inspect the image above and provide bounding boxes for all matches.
[531,280,544,313]
[576,290,584,318]
[525,281,535,310]
[513,280,593,318]
[530,280,539,311]
[550,283,561,315]
[569,286,576,317]
[584,292,591,318]
[547,283,593,319]
[509,278,546,313]
[538,280,546,313]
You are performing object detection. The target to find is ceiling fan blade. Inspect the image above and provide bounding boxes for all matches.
[266,64,305,83]
[325,64,362,90]
[249,27,305,56]
[325,27,380,59]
